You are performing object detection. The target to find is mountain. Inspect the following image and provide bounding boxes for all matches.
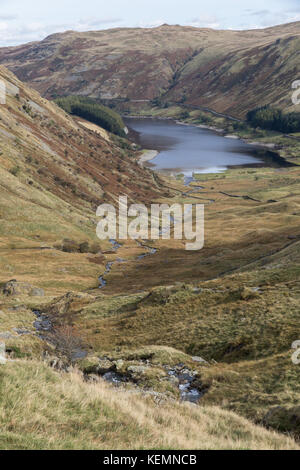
[0,65,163,296]
[0,66,300,449]
[0,22,299,117]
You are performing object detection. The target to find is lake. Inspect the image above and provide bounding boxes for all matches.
[125,118,283,177]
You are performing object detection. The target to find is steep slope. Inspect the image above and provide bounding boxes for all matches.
[0,65,300,448]
[1,360,298,450]
[0,65,162,294]
[0,22,299,117]
[167,31,300,117]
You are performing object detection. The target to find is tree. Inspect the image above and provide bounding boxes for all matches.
[55,96,126,137]
[247,106,300,133]
[46,325,87,365]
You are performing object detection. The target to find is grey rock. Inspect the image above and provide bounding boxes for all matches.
[127,365,147,375]
[192,356,207,364]
[2,280,44,297]
[0,331,14,339]
[0,342,6,365]
[12,328,31,335]
[97,358,115,374]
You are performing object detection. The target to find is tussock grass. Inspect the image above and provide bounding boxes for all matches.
[0,360,298,450]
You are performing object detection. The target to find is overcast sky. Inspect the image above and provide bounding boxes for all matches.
[0,0,299,46]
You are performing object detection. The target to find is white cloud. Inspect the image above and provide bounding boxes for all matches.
[0,14,18,21]
[0,17,125,45]
[187,15,220,29]
[0,1,298,46]
[239,8,300,28]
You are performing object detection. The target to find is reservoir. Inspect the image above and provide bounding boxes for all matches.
[125,118,282,176]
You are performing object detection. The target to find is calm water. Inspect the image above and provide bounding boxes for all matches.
[126,118,271,176]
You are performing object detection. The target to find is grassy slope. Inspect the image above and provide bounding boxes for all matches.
[0,360,298,450]
[0,65,163,295]
[0,66,300,448]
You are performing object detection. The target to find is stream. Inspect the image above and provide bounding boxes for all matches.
[98,239,158,289]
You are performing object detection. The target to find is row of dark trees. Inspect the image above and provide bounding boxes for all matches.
[247,106,300,133]
[55,96,126,137]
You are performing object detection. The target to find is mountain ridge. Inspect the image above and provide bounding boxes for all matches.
[0,22,299,117]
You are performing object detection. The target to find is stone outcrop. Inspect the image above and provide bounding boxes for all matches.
[2,280,45,297]
[44,292,95,316]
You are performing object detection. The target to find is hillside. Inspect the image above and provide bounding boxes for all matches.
[0,65,163,295]
[0,65,300,449]
[0,22,299,117]
[0,359,298,450]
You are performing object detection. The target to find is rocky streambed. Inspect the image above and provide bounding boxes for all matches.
[82,356,208,404]
[98,239,157,289]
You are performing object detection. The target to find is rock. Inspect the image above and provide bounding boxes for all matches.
[46,356,66,370]
[30,288,45,297]
[127,365,147,375]
[44,291,95,315]
[192,356,207,364]
[77,356,100,374]
[71,348,87,360]
[2,280,44,297]
[3,280,33,296]
[0,332,14,339]
[142,286,183,306]
[78,356,115,374]
[12,328,31,335]
[114,359,124,371]
[263,406,300,437]
[97,358,116,374]
[0,342,6,365]
[239,286,259,301]
[168,375,179,385]
[224,134,239,140]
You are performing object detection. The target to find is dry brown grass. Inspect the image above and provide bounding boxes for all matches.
[0,360,298,450]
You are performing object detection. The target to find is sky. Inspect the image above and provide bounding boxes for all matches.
[0,0,299,46]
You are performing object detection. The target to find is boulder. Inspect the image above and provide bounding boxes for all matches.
[3,280,32,296]
[2,280,44,297]
[142,286,183,306]
[239,287,260,301]
[192,356,207,364]
[97,359,116,374]
[78,356,115,375]
[0,342,6,365]
[127,365,147,375]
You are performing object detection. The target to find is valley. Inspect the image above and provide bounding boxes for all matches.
[0,20,299,450]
